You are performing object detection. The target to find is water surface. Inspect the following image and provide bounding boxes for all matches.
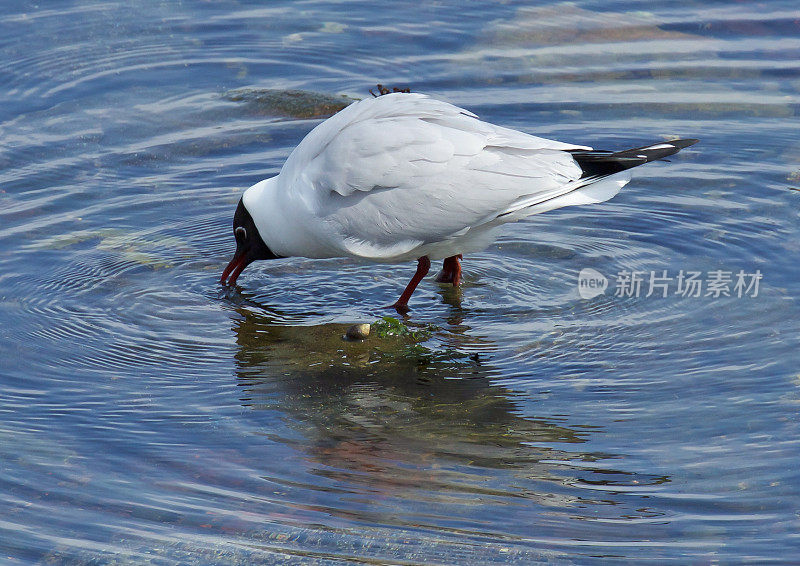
[1,1,799,563]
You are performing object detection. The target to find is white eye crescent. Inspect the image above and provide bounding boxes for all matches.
[235,227,247,240]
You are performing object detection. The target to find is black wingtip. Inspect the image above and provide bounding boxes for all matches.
[669,138,699,150]
[610,139,699,161]
[570,138,698,178]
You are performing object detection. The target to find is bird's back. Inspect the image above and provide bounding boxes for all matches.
[270,93,599,260]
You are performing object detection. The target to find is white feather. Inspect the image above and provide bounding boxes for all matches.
[243,93,627,262]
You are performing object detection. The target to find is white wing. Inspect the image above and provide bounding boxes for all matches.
[280,93,592,258]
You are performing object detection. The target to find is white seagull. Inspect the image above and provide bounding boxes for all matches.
[221,92,696,312]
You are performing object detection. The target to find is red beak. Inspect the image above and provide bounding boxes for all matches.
[220,253,250,286]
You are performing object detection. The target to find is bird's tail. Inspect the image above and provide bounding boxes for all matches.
[496,138,698,220]
[568,138,699,178]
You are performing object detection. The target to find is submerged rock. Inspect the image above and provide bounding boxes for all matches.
[224,88,356,119]
[28,228,179,269]
[486,4,692,47]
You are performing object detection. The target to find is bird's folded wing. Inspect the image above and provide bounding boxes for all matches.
[281,94,590,255]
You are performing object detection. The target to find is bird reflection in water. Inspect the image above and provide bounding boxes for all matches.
[227,300,670,527]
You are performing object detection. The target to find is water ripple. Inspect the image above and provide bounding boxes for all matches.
[1,0,798,563]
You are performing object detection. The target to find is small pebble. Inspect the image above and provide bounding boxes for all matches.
[345,323,371,340]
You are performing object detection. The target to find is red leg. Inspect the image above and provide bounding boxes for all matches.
[435,254,462,286]
[390,256,430,313]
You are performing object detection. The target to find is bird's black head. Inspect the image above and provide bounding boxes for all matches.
[220,198,282,286]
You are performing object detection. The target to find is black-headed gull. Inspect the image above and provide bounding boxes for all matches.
[221,92,696,312]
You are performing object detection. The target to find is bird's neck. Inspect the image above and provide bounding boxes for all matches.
[242,176,291,257]
[243,175,331,259]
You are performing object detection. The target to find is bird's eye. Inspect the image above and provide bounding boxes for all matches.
[235,226,247,240]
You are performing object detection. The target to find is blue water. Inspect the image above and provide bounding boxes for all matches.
[1,1,799,563]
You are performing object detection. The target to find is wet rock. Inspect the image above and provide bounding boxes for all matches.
[224,88,356,119]
[485,5,693,47]
[28,228,178,269]
[345,323,371,341]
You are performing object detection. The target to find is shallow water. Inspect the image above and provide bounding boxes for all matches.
[1,1,799,563]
